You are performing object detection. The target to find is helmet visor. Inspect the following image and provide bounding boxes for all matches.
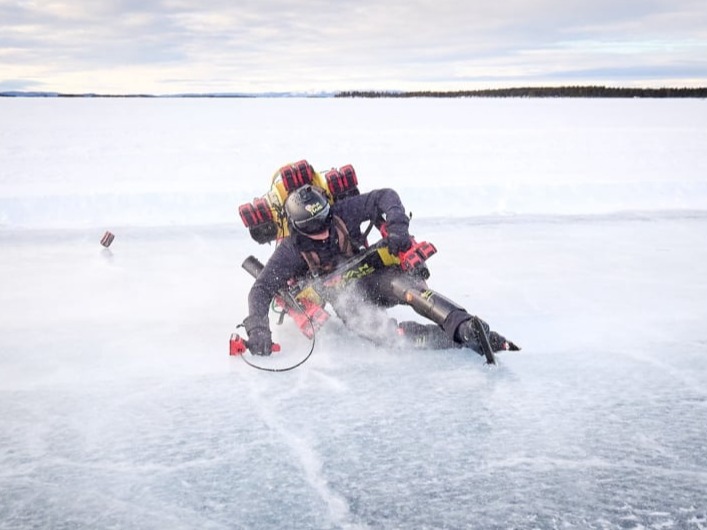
[293,203,331,235]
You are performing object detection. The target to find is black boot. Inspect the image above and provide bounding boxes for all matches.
[397,321,460,350]
[456,317,520,353]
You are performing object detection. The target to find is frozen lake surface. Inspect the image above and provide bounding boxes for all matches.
[1,98,706,529]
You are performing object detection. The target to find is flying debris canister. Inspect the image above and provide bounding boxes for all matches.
[100,231,115,248]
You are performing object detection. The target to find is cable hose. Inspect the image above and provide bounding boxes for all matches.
[239,305,317,373]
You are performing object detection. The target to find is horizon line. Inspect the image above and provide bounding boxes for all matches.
[2,85,707,99]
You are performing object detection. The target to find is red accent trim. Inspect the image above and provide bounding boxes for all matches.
[281,160,314,192]
[325,164,359,199]
[229,333,247,355]
[238,203,256,227]
[293,160,314,185]
[338,164,358,187]
[253,198,272,222]
[229,333,281,355]
[239,199,273,227]
[273,295,329,339]
[399,241,437,271]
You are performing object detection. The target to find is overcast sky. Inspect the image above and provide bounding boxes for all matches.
[1,0,706,94]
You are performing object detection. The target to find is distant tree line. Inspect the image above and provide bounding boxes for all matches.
[335,86,707,98]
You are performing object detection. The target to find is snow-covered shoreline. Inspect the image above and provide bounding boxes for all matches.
[2,97,706,228]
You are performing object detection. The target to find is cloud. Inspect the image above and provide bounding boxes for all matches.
[1,0,706,93]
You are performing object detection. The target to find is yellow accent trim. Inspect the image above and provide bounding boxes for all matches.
[295,285,323,306]
[376,246,401,266]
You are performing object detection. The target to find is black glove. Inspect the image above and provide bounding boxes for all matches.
[243,315,273,356]
[387,231,412,255]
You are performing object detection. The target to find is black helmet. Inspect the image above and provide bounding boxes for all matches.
[284,185,332,235]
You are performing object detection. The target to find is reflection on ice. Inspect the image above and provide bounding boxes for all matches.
[1,214,706,529]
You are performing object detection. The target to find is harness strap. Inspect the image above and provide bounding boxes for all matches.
[300,215,355,275]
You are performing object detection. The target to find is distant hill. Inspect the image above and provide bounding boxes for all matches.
[0,91,335,98]
[1,91,61,97]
